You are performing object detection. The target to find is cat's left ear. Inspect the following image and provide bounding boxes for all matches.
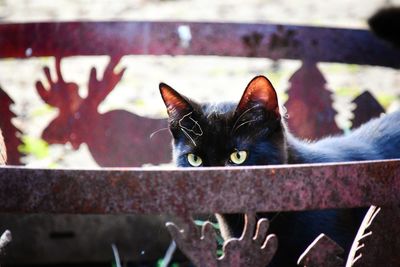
[159,82,193,120]
[236,75,280,119]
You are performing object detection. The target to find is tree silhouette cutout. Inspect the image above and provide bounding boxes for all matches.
[0,87,22,165]
[351,91,385,129]
[285,61,341,140]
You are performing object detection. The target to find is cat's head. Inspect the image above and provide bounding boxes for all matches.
[159,75,287,167]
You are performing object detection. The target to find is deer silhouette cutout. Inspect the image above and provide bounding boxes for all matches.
[36,57,171,167]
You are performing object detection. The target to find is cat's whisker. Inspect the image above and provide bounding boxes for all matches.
[233,119,259,133]
[149,127,169,139]
[179,111,203,136]
[181,128,197,147]
[232,105,260,132]
[187,116,203,136]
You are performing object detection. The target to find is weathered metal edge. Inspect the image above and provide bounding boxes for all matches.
[0,159,399,215]
[0,21,398,67]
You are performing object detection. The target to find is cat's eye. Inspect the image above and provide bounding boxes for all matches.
[230,150,248,165]
[187,153,202,167]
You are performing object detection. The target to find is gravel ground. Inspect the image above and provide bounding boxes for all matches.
[0,0,399,167]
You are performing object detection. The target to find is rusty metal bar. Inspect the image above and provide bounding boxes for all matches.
[0,159,399,215]
[0,22,399,67]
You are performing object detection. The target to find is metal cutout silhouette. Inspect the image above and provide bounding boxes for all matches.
[36,56,171,167]
[285,61,341,140]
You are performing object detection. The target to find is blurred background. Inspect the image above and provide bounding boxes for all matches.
[0,0,395,27]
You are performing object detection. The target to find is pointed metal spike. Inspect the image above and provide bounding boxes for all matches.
[297,234,344,267]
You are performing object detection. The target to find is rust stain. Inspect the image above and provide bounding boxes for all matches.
[268,26,299,51]
[242,31,264,57]
[1,160,398,214]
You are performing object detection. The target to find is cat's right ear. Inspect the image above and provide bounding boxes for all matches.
[159,83,192,120]
[236,75,280,119]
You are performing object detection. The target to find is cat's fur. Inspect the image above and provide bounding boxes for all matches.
[369,6,400,47]
[159,76,400,266]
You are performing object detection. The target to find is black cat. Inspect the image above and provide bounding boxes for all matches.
[159,76,400,266]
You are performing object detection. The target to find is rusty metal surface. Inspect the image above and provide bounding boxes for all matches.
[285,61,341,140]
[0,159,399,214]
[0,21,398,165]
[298,234,344,267]
[0,22,399,67]
[0,20,398,267]
[167,213,277,267]
[35,56,171,167]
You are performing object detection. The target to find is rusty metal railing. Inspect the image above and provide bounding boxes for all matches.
[0,22,399,68]
[1,160,399,214]
[1,21,400,266]
[1,160,400,266]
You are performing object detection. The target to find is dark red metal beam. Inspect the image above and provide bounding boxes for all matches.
[0,159,399,215]
[0,22,399,67]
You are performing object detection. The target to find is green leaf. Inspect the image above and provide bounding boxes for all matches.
[194,220,220,229]
[335,86,361,97]
[32,104,56,116]
[18,136,49,159]
[376,94,396,109]
[156,259,164,267]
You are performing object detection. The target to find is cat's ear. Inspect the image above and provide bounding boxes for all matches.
[159,82,192,119]
[236,75,280,118]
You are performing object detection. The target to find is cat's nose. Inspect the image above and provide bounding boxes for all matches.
[211,162,226,167]
[202,161,224,167]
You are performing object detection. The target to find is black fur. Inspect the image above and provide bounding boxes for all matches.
[369,7,400,47]
[159,76,400,266]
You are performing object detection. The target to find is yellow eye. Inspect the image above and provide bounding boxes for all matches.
[230,150,247,165]
[187,153,202,167]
